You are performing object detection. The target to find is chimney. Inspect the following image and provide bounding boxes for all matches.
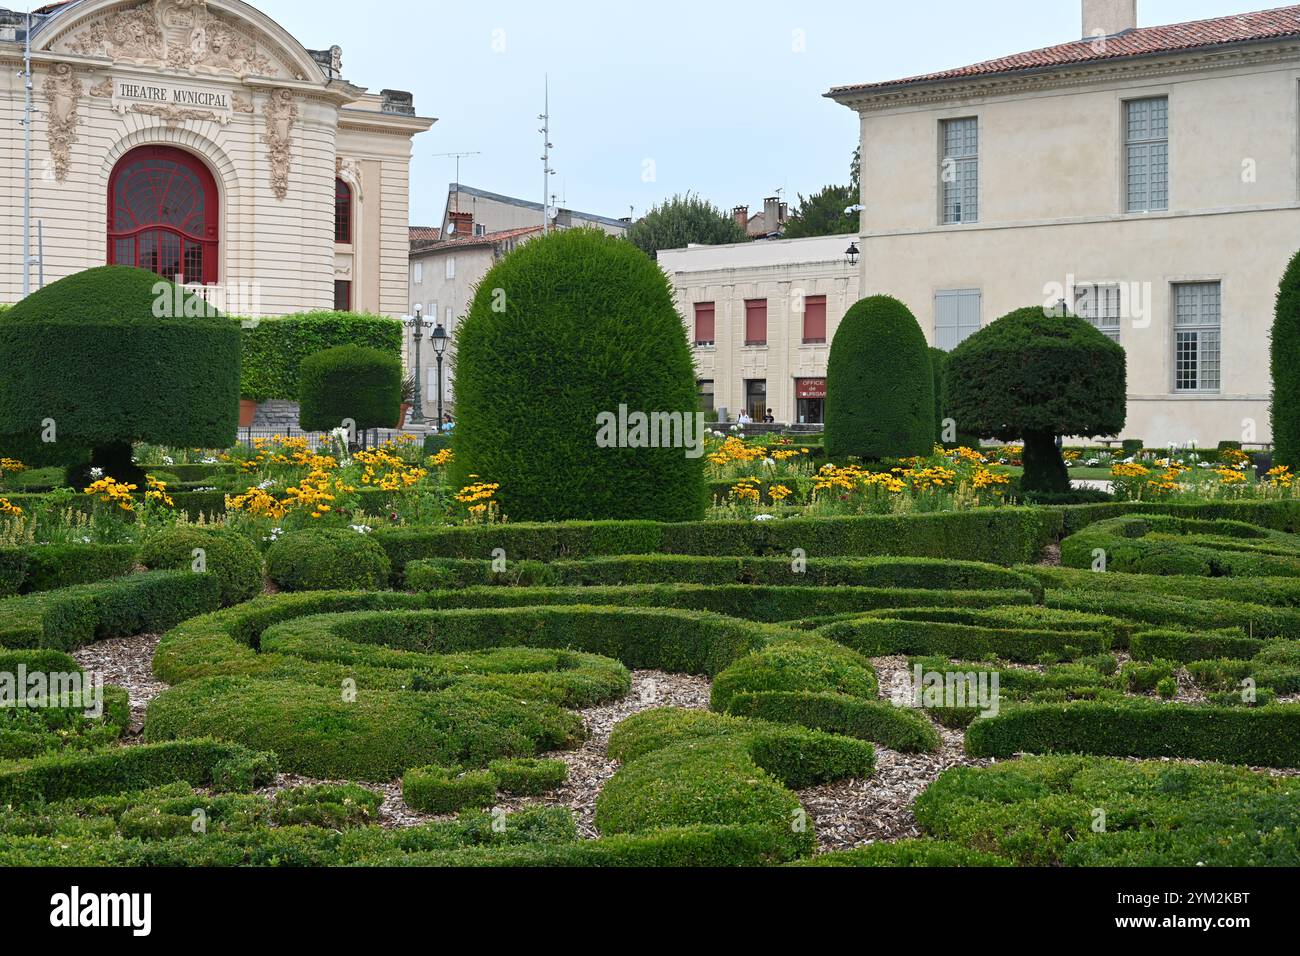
[763,197,780,234]
[733,205,749,229]
[448,210,474,238]
[1082,0,1137,40]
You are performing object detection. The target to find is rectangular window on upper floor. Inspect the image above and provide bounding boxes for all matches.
[1126,97,1169,213]
[940,117,979,224]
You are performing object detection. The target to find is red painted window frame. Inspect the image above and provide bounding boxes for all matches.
[335,178,353,244]
[107,145,219,285]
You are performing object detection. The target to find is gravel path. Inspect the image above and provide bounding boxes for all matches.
[73,632,166,732]
[798,656,990,852]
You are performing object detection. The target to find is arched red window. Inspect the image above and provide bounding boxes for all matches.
[335,178,353,243]
[108,146,219,285]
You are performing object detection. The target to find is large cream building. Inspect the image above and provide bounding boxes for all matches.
[0,0,432,316]
[659,234,861,424]
[827,0,1300,448]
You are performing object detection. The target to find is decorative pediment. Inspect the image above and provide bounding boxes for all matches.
[47,0,316,82]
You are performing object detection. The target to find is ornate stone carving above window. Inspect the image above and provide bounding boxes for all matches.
[262,88,297,200]
[42,63,83,183]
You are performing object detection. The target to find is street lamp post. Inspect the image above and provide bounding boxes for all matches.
[431,322,449,429]
[407,305,431,426]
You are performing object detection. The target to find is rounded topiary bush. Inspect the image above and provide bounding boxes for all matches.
[449,228,705,523]
[140,526,264,606]
[298,345,402,433]
[947,307,1126,494]
[0,266,240,485]
[265,529,391,592]
[825,296,934,460]
[1272,250,1300,469]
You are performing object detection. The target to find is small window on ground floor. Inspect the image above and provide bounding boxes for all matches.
[1174,282,1221,392]
[334,280,352,311]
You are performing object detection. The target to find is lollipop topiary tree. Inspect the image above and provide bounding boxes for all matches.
[946,306,1127,494]
[0,266,240,485]
[450,227,705,522]
[824,295,934,460]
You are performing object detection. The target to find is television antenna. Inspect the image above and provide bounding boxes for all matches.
[433,151,482,212]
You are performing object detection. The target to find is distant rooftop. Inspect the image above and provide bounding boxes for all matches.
[829,4,1300,98]
[410,225,543,257]
[448,184,629,230]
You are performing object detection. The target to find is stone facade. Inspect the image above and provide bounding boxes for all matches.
[0,0,433,317]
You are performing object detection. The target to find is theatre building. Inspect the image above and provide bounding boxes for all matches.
[0,0,433,315]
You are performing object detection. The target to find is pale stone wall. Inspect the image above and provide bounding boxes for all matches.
[836,45,1300,446]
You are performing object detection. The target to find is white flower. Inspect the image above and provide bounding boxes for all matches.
[258,480,276,490]
[350,525,372,535]
[202,457,218,465]
[163,456,174,466]
[753,514,776,522]
[764,458,776,468]
[90,467,104,479]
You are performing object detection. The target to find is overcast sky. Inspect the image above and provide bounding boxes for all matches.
[253,0,1273,227]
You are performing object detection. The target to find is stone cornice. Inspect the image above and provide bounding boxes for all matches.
[830,39,1300,113]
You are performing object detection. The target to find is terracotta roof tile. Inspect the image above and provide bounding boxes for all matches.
[410,225,543,255]
[829,4,1300,97]
[409,226,442,243]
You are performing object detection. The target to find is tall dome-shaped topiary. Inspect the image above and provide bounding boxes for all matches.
[0,266,240,484]
[824,295,934,460]
[1271,250,1300,469]
[947,306,1126,494]
[449,228,705,522]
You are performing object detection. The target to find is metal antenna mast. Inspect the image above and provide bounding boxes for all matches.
[432,151,482,214]
[539,76,555,234]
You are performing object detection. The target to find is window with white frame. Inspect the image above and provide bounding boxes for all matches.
[1126,97,1169,213]
[1173,282,1221,392]
[941,118,979,224]
[1074,283,1122,342]
[413,261,424,285]
[445,257,456,280]
[934,289,981,350]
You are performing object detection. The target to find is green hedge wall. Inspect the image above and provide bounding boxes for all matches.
[1060,515,1300,577]
[966,700,1300,767]
[374,508,1061,570]
[20,543,137,593]
[298,345,402,433]
[403,554,1043,598]
[239,312,403,402]
[0,570,221,651]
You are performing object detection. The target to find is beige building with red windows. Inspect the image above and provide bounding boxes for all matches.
[659,234,861,424]
[828,0,1300,448]
[0,0,432,316]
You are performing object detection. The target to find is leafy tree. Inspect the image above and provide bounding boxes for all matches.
[783,147,862,239]
[451,228,705,522]
[947,307,1127,494]
[1271,250,1300,468]
[626,194,748,259]
[825,296,934,460]
[782,185,858,239]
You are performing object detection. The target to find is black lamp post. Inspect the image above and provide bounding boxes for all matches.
[845,242,860,267]
[407,305,433,426]
[431,321,449,429]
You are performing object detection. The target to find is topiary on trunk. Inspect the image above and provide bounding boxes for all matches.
[0,266,240,486]
[449,228,705,522]
[1271,250,1300,469]
[946,306,1126,494]
[825,295,934,460]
